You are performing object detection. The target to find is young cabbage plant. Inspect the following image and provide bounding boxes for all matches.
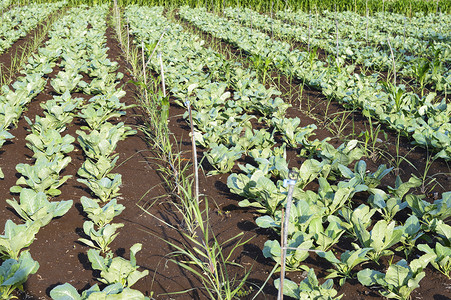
[353,219,403,263]
[10,155,72,197]
[309,216,345,251]
[406,192,451,230]
[339,160,392,190]
[50,69,83,94]
[0,251,39,300]
[263,231,314,272]
[81,197,125,227]
[25,113,68,135]
[338,204,376,240]
[188,107,223,133]
[271,116,316,148]
[357,255,434,300]
[78,221,124,254]
[6,188,73,227]
[313,177,355,217]
[435,222,451,247]
[368,175,423,222]
[38,93,82,129]
[318,247,372,286]
[50,282,149,300]
[227,170,285,215]
[251,96,290,120]
[25,130,75,160]
[231,127,275,154]
[78,103,124,130]
[314,139,364,175]
[80,72,124,95]
[78,94,134,130]
[78,174,122,203]
[387,175,422,199]
[0,131,14,148]
[395,215,425,258]
[0,220,40,260]
[40,91,82,118]
[87,243,149,288]
[274,268,342,300]
[0,131,14,178]
[241,151,288,179]
[418,242,451,278]
[77,122,136,161]
[368,192,408,223]
[256,197,320,236]
[77,156,119,181]
[204,144,243,175]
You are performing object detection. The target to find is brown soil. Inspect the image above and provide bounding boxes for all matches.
[0,8,449,300]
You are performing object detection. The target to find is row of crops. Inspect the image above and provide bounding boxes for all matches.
[0,4,150,299]
[178,7,451,162]
[225,7,450,93]
[0,2,64,54]
[125,4,451,299]
[282,10,451,42]
[0,1,449,299]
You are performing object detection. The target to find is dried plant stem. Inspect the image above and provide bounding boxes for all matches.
[387,36,396,85]
[186,101,199,205]
[141,40,148,99]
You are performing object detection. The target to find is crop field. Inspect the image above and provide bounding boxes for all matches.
[0,0,449,299]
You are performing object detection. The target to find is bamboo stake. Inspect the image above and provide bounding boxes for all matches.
[186,100,199,205]
[270,1,274,39]
[126,18,130,61]
[403,17,406,44]
[335,11,339,64]
[307,11,311,52]
[366,8,369,43]
[158,52,166,97]
[277,172,298,300]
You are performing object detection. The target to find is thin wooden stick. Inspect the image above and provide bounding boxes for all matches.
[307,11,311,52]
[158,52,166,97]
[126,19,130,60]
[403,17,406,44]
[335,13,339,64]
[270,1,274,38]
[278,175,298,300]
[366,8,369,43]
[186,101,199,205]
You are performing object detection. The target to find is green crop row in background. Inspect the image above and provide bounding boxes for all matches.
[8,0,451,15]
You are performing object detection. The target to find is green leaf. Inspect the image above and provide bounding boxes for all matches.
[49,283,81,300]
